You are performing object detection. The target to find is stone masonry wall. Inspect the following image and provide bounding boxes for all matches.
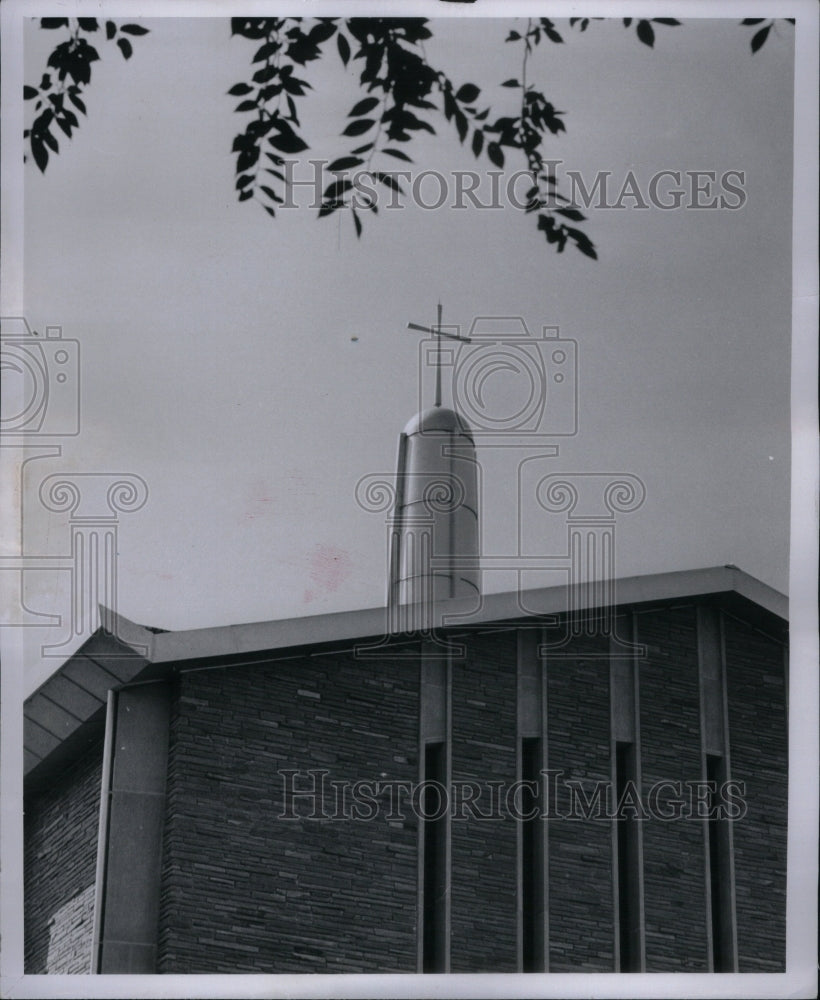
[637,604,709,971]
[158,646,419,973]
[25,733,103,973]
[450,630,517,972]
[724,613,787,971]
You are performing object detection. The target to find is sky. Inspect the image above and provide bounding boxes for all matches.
[6,8,799,693]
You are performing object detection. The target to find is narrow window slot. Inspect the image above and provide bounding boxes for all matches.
[521,737,544,971]
[422,741,447,972]
[615,740,640,972]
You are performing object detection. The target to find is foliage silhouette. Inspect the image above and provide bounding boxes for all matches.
[25,16,793,259]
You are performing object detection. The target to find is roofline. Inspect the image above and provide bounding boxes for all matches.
[144,564,787,665]
[22,565,786,783]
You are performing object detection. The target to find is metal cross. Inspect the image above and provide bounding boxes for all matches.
[407,303,471,408]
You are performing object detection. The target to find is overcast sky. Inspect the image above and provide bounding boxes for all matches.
[12,10,797,691]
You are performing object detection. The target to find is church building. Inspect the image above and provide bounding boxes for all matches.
[23,326,788,975]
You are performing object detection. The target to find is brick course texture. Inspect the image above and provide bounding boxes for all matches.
[724,614,787,971]
[547,632,615,971]
[450,630,517,971]
[25,598,787,976]
[637,604,710,970]
[24,733,103,973]
[157,647,420,973]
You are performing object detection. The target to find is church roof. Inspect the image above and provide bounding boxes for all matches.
[22,565,787,788]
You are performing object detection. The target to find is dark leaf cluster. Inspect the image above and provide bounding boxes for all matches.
[229,18,337,214]
[568,16,680,48]
[24,18,149,172]
[740,18,794,53]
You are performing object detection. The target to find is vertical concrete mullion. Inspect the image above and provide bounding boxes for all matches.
[697,603,737,972]
[610,613,644,972]
[631,611,646,972]
[418,641,450,972]
[517,627,547,972]
[718,611,739,971]
[444,649,452,972]
[94,680,171,973]
[540,625,549,972]
[91,690,117,973]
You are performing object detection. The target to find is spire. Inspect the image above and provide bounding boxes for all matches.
[407,303,471,410]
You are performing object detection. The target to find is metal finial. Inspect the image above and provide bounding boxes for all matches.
[406,305,471,409]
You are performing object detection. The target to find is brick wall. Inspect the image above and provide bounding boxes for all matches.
[637,604,709,971]
[158,646,419,973]
[724,614,787,971]
[450,630,517,972]
[546,632,614,971]
[25,733,103,973]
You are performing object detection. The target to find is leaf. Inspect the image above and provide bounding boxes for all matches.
[555,207,586,222]
[69,92,86,115]
[636,20,655,47]
[375,172,403,194]
[349,96,379,117]
[506,31,521,41]
[24,86,38,100]
[471,129,483,157]
[238,189,254,202]
[117,37,133,60]
[337,33,350,66]
[270,132,309,153]
[352,209,362,238]
[77,18,98,31]
[253,65,278,84]
[235,99,257,112]
[383,147,412,162]
[652,18,681,26]
[40,18,69,29]
[486,141,504,168]
[323,178,353,200]
[455,83,480,104]
[502,79,520,88]
[236,174,254,190]
[253,41,280,63]
[31,136,48,172]
[328,155,363,171]
[350,142,373,155]
[120,24,149,36]
[750,25,771,52]
[228,82,254,96]
[106,21,117,40]
[260,185,282,204]
[741,18,766,25]
[454,109,468,143]
[309,21,337,45]
[42,129,59,152]
[342,118,373,137]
